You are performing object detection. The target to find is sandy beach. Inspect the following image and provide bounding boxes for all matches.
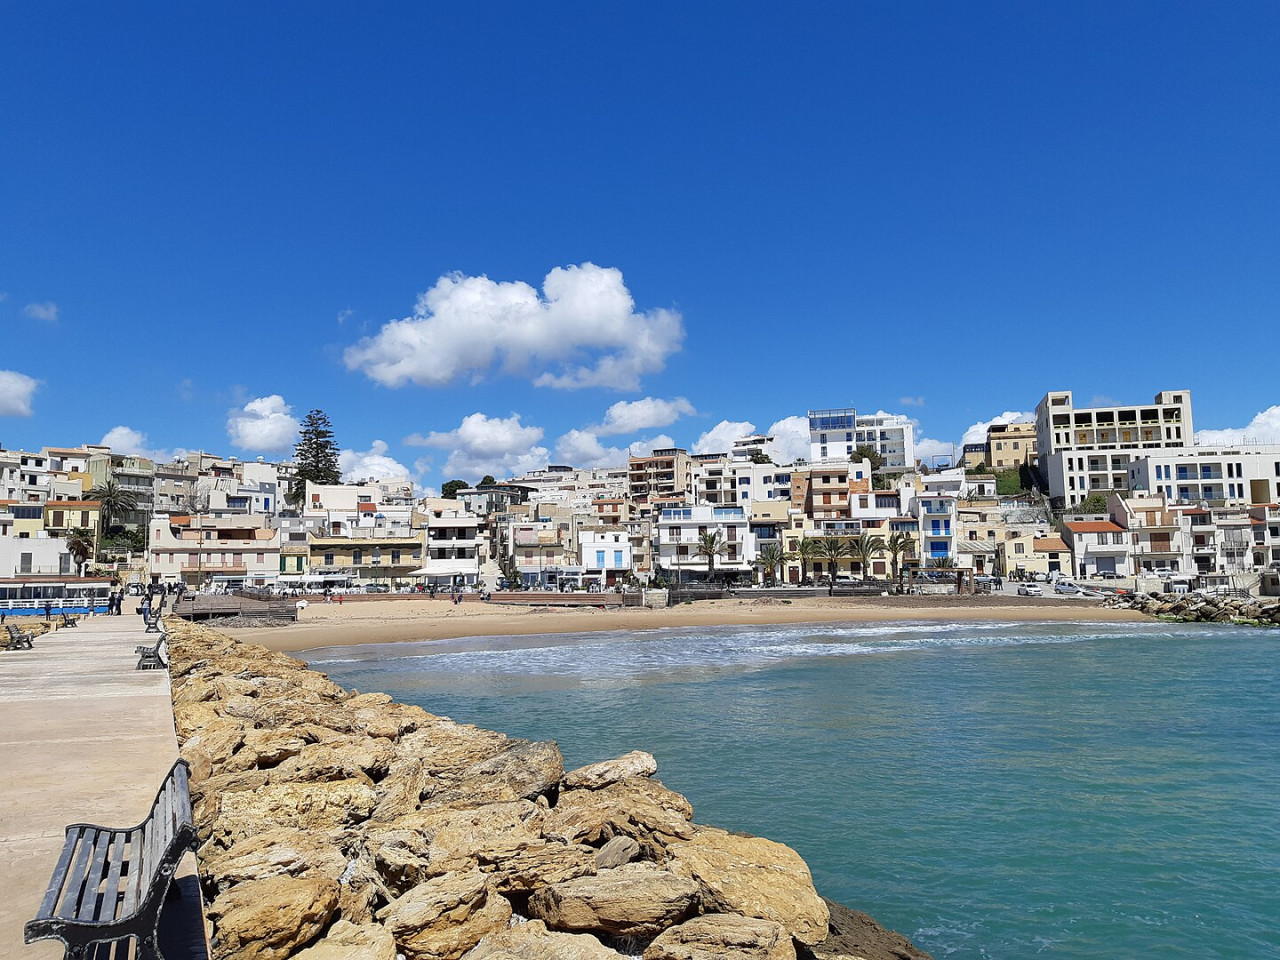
[227,594,1150,653]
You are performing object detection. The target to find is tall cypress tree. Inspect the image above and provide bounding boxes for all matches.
[290,409,341,505]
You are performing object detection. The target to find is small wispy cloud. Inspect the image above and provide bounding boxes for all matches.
[24,301,58,323]
[899,396,925,407]
[337,308,354,325]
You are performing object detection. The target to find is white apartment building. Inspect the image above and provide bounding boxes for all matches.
[654,504,754,584]
[303,477,415,513]
[692,457,792,506]
[1035,389,1193,507]
[417,506,482,588]
[578,527,633,587]
[1061,520,1132,578]
[1110,492,1189,575]
[1248,503,1280,569]
[913,494,957,563]
[1126,444,1280,507]
[807,408,915,472]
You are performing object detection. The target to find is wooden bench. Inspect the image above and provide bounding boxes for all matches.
[136,635,169,671]
[25,759,198,960]
[144,613,163,634]
[5,623,35,650]
[60,612,80,628]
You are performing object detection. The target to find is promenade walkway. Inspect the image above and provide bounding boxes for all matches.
[0,613,208,960]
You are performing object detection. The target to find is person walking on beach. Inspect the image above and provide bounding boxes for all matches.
[44,601,53,622]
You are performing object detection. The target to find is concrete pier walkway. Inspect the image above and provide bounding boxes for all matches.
[0,613,208,960]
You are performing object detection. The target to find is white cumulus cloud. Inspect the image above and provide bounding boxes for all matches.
[961,411,1035,447]
[554,429,631,468]
[226,395,300,454]
[692,420,757,455]
[344,263,683,392]
[23,301,58,322]
[339,440,411,483]
[914,436,956,465]
[405,412,549,482]
[0,370,38,416]
[101,425,174,462]
[592,397,696,436]
[1196,405,1280,446]
[765,416,811,464]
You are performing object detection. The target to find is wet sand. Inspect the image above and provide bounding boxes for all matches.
[227,594,1149,654]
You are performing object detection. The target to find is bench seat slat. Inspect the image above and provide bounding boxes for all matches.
[36,827,85,920]
[103,829,129,922]
[75,830,117,921]
[56,827,99,920]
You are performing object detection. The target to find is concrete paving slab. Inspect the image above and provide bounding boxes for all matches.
[0,614,208,960]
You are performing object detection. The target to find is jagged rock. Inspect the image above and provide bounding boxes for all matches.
[393,723,516,780]
[666,827,828,947]
[370,756,435,821]
[207,873,339,960]
[222,728,313,773]
[291,920,398,960]
[207,778,377,845]
[642,914,796,960]
[376,869,512,960]
[464,919,627,959]
[595,835,640,868]
[563,751,658,790]
[199,826,349,896]
[808,897,935,960]
[183,715,248,767]
[349,693,440,739]
[439,740,565,804]
[271,735,397,784]
[543,777,695,855]
[526,862,699,939]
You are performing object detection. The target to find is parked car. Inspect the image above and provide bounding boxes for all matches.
[1053,581,1082,595]
[363,584,390,593]
[1017,583,1043,596]
[1095,571,1121,579]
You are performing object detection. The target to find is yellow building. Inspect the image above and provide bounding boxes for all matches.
[986,422,1038,470]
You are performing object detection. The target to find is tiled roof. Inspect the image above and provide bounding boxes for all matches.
[1034,536,1068,552]
[1064,521,1123,533]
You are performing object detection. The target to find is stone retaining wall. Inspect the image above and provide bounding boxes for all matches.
[166,619,932,960]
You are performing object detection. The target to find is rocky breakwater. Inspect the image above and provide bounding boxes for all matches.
[1104,591,1280,626]
[167,619,932,960]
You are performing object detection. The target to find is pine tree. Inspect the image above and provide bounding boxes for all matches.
[289,409,341,505]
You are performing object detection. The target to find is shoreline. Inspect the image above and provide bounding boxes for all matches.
[226,594,1151,654]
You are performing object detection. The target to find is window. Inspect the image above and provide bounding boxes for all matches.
[324,552,335,566]
[1014,542,1025,555]
[391,550,401,564]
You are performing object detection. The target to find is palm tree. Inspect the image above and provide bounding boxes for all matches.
[694,530,730,585]
[928,556,956,568]
[849,532,887,581]
[884,532,914,589]
[816,536,853,594]
[62,527,96,574]
[87,478,138,532]
[754,543,791,585]
[794,538,822,585]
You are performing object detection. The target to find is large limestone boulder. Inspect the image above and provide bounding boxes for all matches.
[221,727,313,773]
[207,873,339,960]
[543,777,695,855]
[370,756,434,822]
[642,914,796,960]
[464,919,627,959]
[563,751,658,790]
[526,862,699,939]
[594,835,640,869]
[207,778,377,845]
[437,740,565,805]
[290,920,398,960]
[376,869,512,960]
[270,735,397,784]
[394,723,515,779]
[199,826,350,896]
[665,827,828,947]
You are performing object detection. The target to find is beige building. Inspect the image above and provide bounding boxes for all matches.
[148,514,281,589]
[628,447,694,514]
[986,422,1038,470]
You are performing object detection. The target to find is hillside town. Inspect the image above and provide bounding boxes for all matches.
[3,388,1279,609]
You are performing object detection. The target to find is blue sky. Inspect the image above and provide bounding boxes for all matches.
[3,3,1278,490]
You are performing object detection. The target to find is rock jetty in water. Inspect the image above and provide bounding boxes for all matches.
[167,619,933,960]
[1105,591,1280,626]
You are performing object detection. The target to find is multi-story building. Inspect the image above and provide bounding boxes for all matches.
[790,460,874,521]
[578,527,633,588]
[1061,520,1132,578]
[654,504,754,584]
[87,453,157,529]
[627,447,694,514]
[855,412,915,473]
[1248,503,1280,569]
[1110,491,1188,575]
[1126,444,1280,507]
[305,503,425,589]
[418,504,482,588]
[1035,389,1193,507]
[154,460,201,514]
[986,422,1038,470]
[914,493,956,563]
[148,514,281,589]
[808,407,859,463]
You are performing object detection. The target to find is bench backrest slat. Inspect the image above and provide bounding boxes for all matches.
[121,827,146,917]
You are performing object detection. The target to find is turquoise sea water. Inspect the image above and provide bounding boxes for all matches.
[303,620,1280,959]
